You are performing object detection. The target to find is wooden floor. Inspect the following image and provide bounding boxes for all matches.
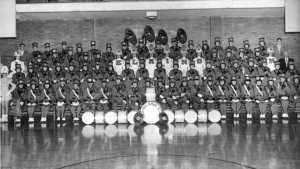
[1,122,300,169]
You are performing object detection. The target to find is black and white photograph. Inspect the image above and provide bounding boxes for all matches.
[0,0,300,169]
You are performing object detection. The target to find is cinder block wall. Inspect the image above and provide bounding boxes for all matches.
[1,15,300,67]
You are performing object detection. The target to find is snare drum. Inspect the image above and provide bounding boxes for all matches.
[104,110,118,124]
[174,109,185,123]
[141,102,162,124]
[198,109,208,122]
[208,109,221,123]
[127,110,138,124]
[117,110,127,123]
[185,109,198,123]
[94,111,105,124]
[163,109,175,124]
[81,111,94,125]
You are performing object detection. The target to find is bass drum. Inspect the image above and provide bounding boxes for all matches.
[94,111,105,124]
[104,110,118,125]
[82,111,94,125]
[208,109,221,123]
[163,109,175,124]
[174,109,185,123]
[127,110,138,124]
[118,110,127,124]
[141,102,162,124]
[198,109,208,122]
[185,109,198,123]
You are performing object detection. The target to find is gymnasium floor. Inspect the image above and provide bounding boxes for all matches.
[1,122,300,169]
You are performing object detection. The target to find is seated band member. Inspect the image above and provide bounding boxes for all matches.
[68,79,83,121]
[241,75,255,118]
[229,76,242,118]
[55,78,70,121]
[277,73,291,117]
[215,76,229,117]
[27,80,42,122]
[203,75,217,111]
[253,77,269,118]
[41,79,56,121]
[10,80,28,121]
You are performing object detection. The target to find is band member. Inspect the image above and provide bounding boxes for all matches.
[130,50,140,76]
[162,50,173,76]
[225,37,238,56]
[82,77,100,111]
[279,51,294,73]
[203,60,216,81]
[266,77,279,118]
[166,79,180,110]
[11,80,28,119]
[136,60,149,80]
[201,40,210,59]
[169,61,183,87]
[178,50,190,77]
[211,37,224,59]
[258,37,268,57]
[277,74,291,117]
[137,39,150,60]
[68,79,83,121]
[190,75,204,110]
[106,62,118,82]
[60,41,68,58]
[243,40,253,57]
[215,76,229,117]
[253,77,269,118]
[230,59,243,83]
[75,43,84,63]
[178,77,190,111]
[55,78,70,121]
[285,61,299,82]
[270,61,283,79]
[266,46,277,71]
[41,79,56,121]
[154,60,167,83]
[290,75,300,118]
[146,50,157,80]
[243,58,258,83]
[66,63,80,83]
[203,75,216,110]
[258,60,271,85]
[216,61,230,84]
[128,79,142,111]
[186,40,197,61]
[27,80,42,122]
[121,41,132,60]
[39,63,52,83]
[241,75,255,118]
[89,41,99,61]
[103,43,115,63]
[193,50,206,78]
[169,38,182,61]
[186,61,199,81]
[228,77,242,118]
[111,76,127,111]
[11,64,26,84]
[112,51,125,76]
[52,63,66,84]
[26,63,39,84]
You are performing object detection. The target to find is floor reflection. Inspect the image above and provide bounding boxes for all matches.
[1,123,300,169]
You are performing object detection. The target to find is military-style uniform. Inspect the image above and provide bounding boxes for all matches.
[189,76,204,110]
[240,76,255,115]
[216,61,230,84]
[75,43,84,63]
[55,78,70,120]
[11,80,28,117]
[266,78,280,116]
[111,77,127,111]
[145,55,157,79]
[203,61,216,81]
[52,63,66,84]
[27,80,42,118]
[121,41,132,60]
[66,63,80,83]
[193,54,206,78]
[258,37,268,57]
[228,77,242,116]
[243,40,253,57]
[270,61,283,79]
[243,58,258,82]
[154,61,167,83]
[277,74,291,116]
[286,61,299,82]
[128,80,143,111]
[60,41,69,59]
[230,60,243,83]
[201,40,210,59]
[165,80,180,110]
[203,76,217,110]
[154,43,166,60]
[39,63,52,84]
[225,37,238,57]
[113,52,125,76]
[253,78,269,117]
[169,62,183,87]
[89,41,100,62]
[137,39,150,60]
[81,78,100,111]
[211,38,224,59]
[178,78,191,111]
[215,76,230,116]
[169,38,182,61]
[68,79,82,119]
[186,61,199,81]
[290,76,300,118]
[130,53,140,76]
[12,65,26,84]
[26,64,39,84]
[136,61,149,80]
[186,40,197,61]
[41,80,56,119]
[178,54,190,77]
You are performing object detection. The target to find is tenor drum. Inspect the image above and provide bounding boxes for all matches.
[163,109,175,124]
[82,111,94,125]
[127,110,138,124]
[118,110,127,123]
[141,102,162,124]
[94,111,105,124]
[145,87,156,102]
[208,109,221,123]
[104,110,118,124]
[198,109,208,122]
[174,109,185,123]
[185,109,197,123]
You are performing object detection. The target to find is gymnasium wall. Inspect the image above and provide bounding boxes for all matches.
[1,12,300,67]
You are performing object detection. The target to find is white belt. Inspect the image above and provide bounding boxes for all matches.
[71,102,80,106]
[270,98,276,102]
[232,99,239,103]
[207,100,214,103]
[281,96,288,100]
[43,102,50,105]
[57,102,65,106]
[245,99,253,102]
[218,99,227,103]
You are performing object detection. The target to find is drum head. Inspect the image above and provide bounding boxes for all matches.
[118,110,128,124]
[146,88,156,102]
[208,109,221,123]
[141,102,161,124]
[174,110,185,123]
[105,111,118,124]
[164,109,175,124]
[82,111,94,125]
[185,109,197,123]
[198,109,208,122]
[127,110,138,124]
[95,111,105,124]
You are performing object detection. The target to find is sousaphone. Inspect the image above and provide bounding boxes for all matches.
[176,28,187,44]
[124,28,137,46]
